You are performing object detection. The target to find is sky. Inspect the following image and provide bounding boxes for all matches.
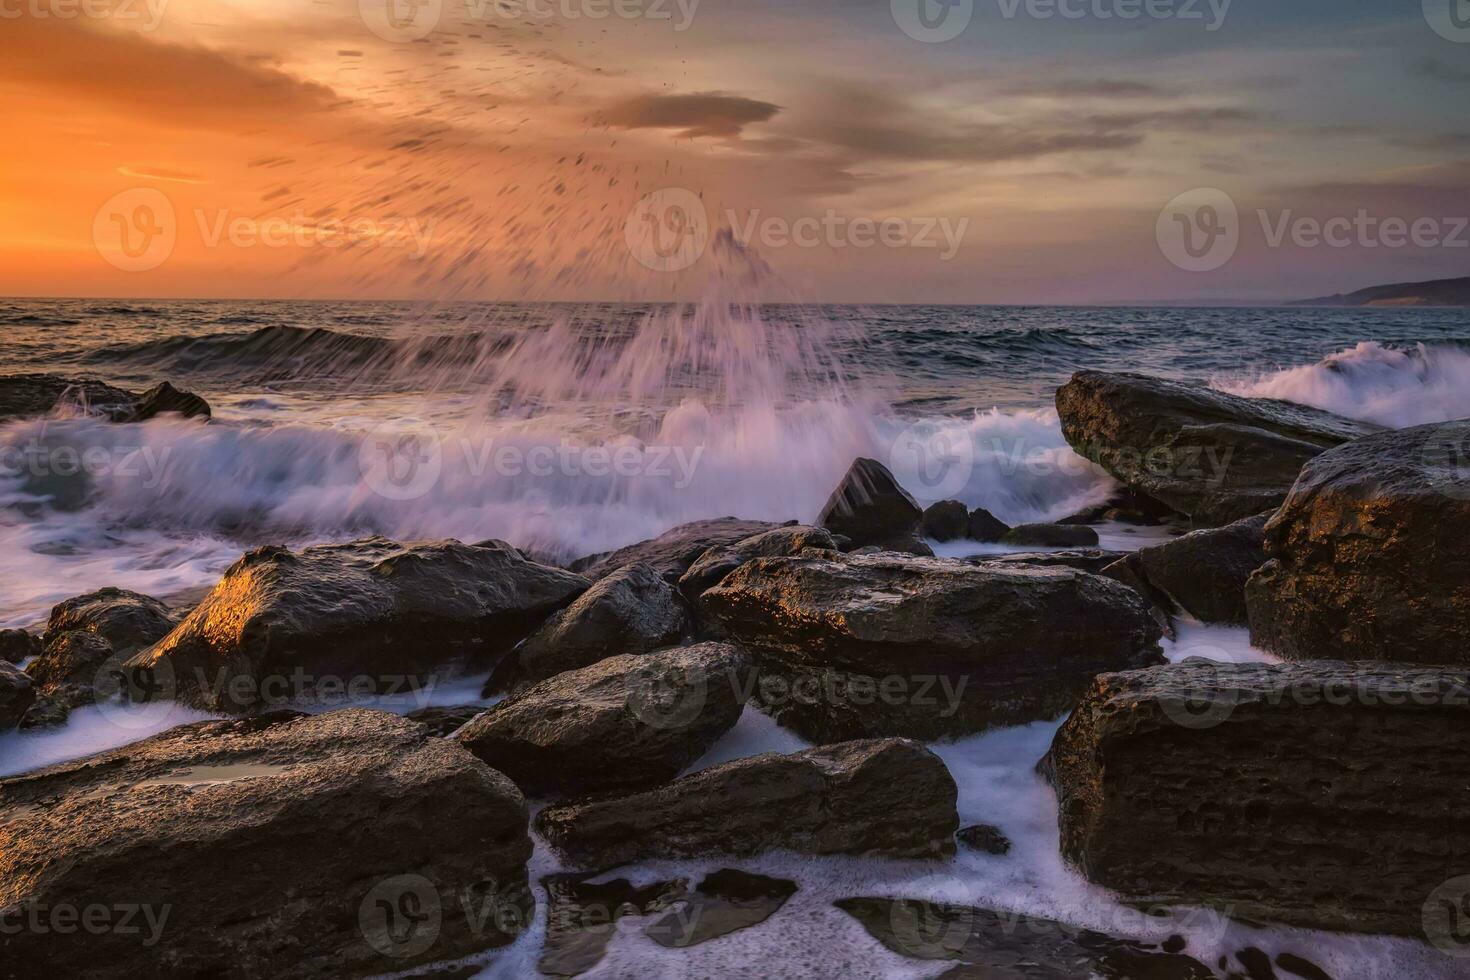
[1,0,1467,304]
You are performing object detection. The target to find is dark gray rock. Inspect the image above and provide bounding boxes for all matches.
[956,824,1011,855]
[570,518,778,582]
[967,507,1010,542]
[124,381,211,421]
[0,374,137,421]
[1056,371,1380,526]
[24,630,114,694]
[0,661,35,732]
[1246,421,1470,665]
[536,738,959,868]
[678,524,838,600]
[18,683,95,730]
[43,587,177,656]
[870,533,936,557]
[1000,523,1100,548]
[1041,659,1470,935]
[0,628,39,664]
[818,457,923,548]
[645,869,798,949]
[539,873,686,978]
[921,500,970,542]
[405,704,486,737]
[129,537,588,713]
[1104,512,1269,624]
[974,549,1129,575]
[502,561,689,689]
[0,708,533,976]
[457,644,750,798]
[699,552,1162,741]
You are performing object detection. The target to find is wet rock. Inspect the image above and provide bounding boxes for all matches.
[0,373,137,420]
[699,552,1162,741]
[123,381,211,421]
[956,824,1011,855]
[0,708,533,976]
[1275,952,1335,980]
[501,562,689,690]
[43,586,177,656]
[130,537,588,713]
[871,533,936,557]
[967,507,1010,542]
[25,630,114,693]
[18,683,95,730]
[1104,513,1269,625]
[570,518,778,582]
[405,704,486,737]
[1041,659,1470,934]
[1245,421,1470,665]
[0,661,35,731]
[837,897,1216,979]
[457,644,750,798]
[975,549,1129,575]
[539,873,686,978]
[1062,490,1180,527]
[536,738,959,868]
[1056,371,1380,526]
[0,629,40,664]
[678,524,839,600]
[645,869,798,948]
[1001,523,1100,548]
[818,457,923,548]
[922,500,970,542]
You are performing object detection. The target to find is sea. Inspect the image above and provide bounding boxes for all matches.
[2,297,1468,978]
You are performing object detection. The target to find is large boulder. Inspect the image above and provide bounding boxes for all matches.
[1056,371,1380,526]
[1105,512,1269,624]
[0,628,40,664]
[967,506,1011,542]
[0,708,533,976]
[125,381,212,421]
[536,738,958,868]
[457,643,750,798]
[1040,660,1470,935]
[677,524,838,600]
[0,660,35,731]
[920,500,969,542]
[24,630,114,693]
[817,457,922,548]
[570,518,778,582]
[129,537,588,713]
[1246,422,1470,665]
[0,373,209,422]
[43,587,177,656]
[699,552,1162,741]
[499,561,689,689]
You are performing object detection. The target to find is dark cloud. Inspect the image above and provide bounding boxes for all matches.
[1003,79,1168,98]
[1386,133,1470,152]
[597,92,781,139]
[1411,58,1470,84]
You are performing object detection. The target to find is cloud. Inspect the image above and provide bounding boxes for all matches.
[1411,58,1470,84]
[1003,79,1168,98]
[596,92,781,139]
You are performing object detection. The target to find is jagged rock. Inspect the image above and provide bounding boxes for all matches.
[699,552,1162,740]
[458,644,750,798]
[974,549,1128,575]
[569,518,778,582]
[1040,659,1470,934]
[677,525,838,600]
[25,631,114,694]
[645,869,798,949]
[1061,489,1179,527]
[43,587,177,656]
[0,373,136,420]
[0,661,35,732]
[18,683,95,730]
[123,381,211,421]
[956,824,1011,855]
[1246,421,1470,665]
[536,739,958,868]
[818,457,923,548]
[539,873,687,978]
[1105,513,1269,625]
[0,628,40,664]
[405,704,486,737]
[870,533,935,557]
[1056,371,1380,526]
[500,562,689,690]
[0,708,533,976]
[1001,523,1100,548]
[967,507,1010,542]
[921,500,970,542]
[129,537,588,713]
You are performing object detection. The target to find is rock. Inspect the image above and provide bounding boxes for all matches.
[123,381,211,421]
[0,628,40,664]
[921,500,970,542]
[974,549,1128,575]
[405,704,486,737]
[1105,512,1269,625]
[967,506,1010,542]
[536,738,959,868]
[501,562,689,689]
[0,661,35,731]
[1246,421,1470,665]
[1055,371,1381,526]
[570,518,778,582]
[1062,490,1180,527]
[0,373,136,420]
[818,457,922,548]
[837,897,1216,979]
[0,708,533,975]
[677,524,838,600]
[1000,523,1100,548]
[699,552,1162,740]
[457,644,750,798]
[645,869,798,949]
[956,824,1011,855]
[130,537,588,713]
[539,873,686,978]
[24,630,114,694]
[1040,659,1470,934]
[43,586,177,656]
[870,533,935,557]
[18,683,95,730]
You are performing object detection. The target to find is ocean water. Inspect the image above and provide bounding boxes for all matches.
[2,298,1469,978]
